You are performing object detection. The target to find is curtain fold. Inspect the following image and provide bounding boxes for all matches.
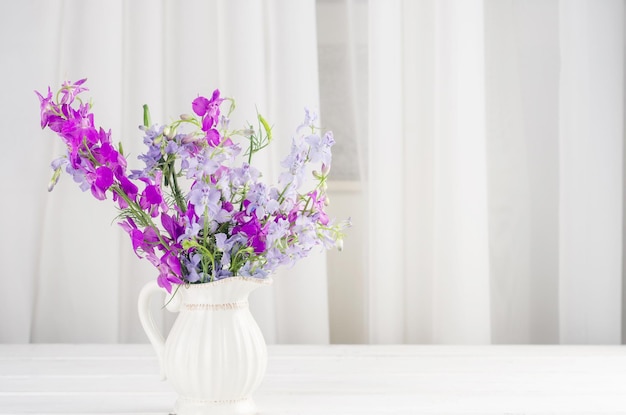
[367,0,491,344]
[558,0,624,344]
[367,0,405,343]
[0,0,66,343]
[333,0,625,344]
[32,0,126,343]
[484,0,561,344]
[431,0,492,344]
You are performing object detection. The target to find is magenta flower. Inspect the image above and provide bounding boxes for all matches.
[233,211,267,254]
[206,128,221,147]
[157,251,183,293]
[115,176,139,208]
[192,96,210,117]
[139,173,167,217]
[119,219,161,258]
[157,266,183,293]
[58,78,88,105]
[192,90,224,146]
[35,87,55,129]
[192,89,222,122]
[307,190,329,225]
[90,166,114,200]
[161,212,185,242]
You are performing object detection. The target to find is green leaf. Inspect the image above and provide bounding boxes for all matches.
[258,114,272,142]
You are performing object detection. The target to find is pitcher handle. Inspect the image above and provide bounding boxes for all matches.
[138,280,173,380]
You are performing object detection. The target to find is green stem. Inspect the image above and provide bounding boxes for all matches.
[171,170,185,212]
[167,157,186,213]
[201,207,214,282]
[113,186,171,251]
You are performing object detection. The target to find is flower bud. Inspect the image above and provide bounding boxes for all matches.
[180,113,192,120]
[163,126,173,139]
[48,167,62,192]
[321,163,331,175]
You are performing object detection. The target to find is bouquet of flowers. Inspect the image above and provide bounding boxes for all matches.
[36,79,348,293]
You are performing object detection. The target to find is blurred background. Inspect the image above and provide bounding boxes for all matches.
[1,0,624,345]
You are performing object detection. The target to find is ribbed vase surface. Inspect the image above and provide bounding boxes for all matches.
[138,277,272,415]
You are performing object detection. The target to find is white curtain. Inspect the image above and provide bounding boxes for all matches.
[321,0,624,344]
[0,0,328,344]
[1,0,624,345]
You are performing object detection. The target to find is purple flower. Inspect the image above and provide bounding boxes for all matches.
[192,90,225,146]
[157,269,183,293]
[115,175,138,208]
[245,183,270,217]
[279,138,308,191]
[119,219,161,258]
[266,218,290,247]
[192,96,210,117]
[35,87,55,129]
[58,78,88,105]
[228,163,260,188]
[305,131,334,166]
[161,212,185,242]
[165,140,178,154]
[90,166,113,200]
[188,183,221,217]
[184,149,219,180]
[307,190,330,225]
[38,80,348,289]
[297,108,318,133]
[139,173,167,217]
[233,212,267,254]
[162,250,182,276]
[206,128,221,147]
[66,163,91,192]
[156,248,185,292]
[183,253,204,283]
[179,220,202,243]
[281,138,308,175]
[238,261,268,279]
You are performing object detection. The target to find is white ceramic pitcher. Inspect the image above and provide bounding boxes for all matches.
[138,276,272,415]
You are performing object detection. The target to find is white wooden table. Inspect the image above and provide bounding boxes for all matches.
[1,344,626,414]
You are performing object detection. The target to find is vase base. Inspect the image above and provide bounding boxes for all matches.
[174,396,257,415]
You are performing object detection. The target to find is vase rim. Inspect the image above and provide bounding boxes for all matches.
[181,276,273,290]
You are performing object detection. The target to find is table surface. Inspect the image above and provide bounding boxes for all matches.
[1,344,626,414]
